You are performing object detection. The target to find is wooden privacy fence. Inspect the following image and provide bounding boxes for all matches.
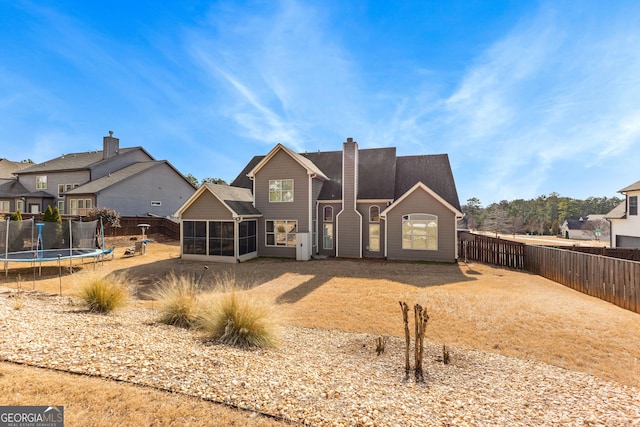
[104,216,180,240]
[457,232,640,314]
[565,246,640,262]
[525,245,639,314]
[458,232,526,269]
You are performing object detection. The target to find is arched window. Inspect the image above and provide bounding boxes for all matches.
[369,206,380,222]
[402,214,438,250]
[324,206,333,222]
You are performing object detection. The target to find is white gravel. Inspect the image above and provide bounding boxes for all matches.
[1,290,639,426]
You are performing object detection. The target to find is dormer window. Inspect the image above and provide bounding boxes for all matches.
[269,179,293,202]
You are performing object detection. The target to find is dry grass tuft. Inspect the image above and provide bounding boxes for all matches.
[152,272,200,328]
[78,273,131,313]
[198,277,279,349]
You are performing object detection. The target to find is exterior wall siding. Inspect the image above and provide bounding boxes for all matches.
[182,191,233,220]
[336,141,362,258]
[311,178,323,252]
[19,171,91,195]
[611,190,640,248]
[254,150,310,258]
[385,188,457,262]
[96,164,195,217]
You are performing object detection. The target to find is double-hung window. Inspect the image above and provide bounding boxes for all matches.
[630,196,638,216]
[0,201,9,213]
[36,176,47,190]
[266,220,297,246]
[70,199,93,216]
[369,206,380,252]
[402,214,438,250]
[269,179,293,202]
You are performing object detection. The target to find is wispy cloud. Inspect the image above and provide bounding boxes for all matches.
[439,1,640,201]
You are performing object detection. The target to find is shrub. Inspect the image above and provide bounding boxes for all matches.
[152,272,200,328]
[84,207,121,228]
[10,210,22,221]
[78,274,131,313]
[197,287,278,349]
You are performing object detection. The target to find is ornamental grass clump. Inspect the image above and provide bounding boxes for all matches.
[78,274,131,313]
[197,286,278,349]
[153,272,200,328]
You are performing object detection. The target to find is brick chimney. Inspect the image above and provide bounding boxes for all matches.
[103,131,119,160]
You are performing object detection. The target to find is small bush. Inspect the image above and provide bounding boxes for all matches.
[197,287,278,349]
[78,274,131,313]
[152,272,200,328]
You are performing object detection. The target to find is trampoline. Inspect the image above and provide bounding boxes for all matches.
[1,218,111,276]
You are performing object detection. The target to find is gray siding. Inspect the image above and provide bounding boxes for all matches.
[336,141,362,258]
[182,191,233,220]
[358,202,385,259]
[317,202,341,257]
[311,178,324,252]
[19,170,90,195]
[385,188,457,262]
[254,149,310,258]
[96,163,195,217]
[91,150,154,179]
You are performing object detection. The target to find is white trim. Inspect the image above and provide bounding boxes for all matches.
[380,181,463,219]
[247,144,328,180]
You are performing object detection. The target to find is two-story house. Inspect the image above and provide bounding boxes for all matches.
[175,138,463,263]
[606,180,640,248]
[5,132,195,217]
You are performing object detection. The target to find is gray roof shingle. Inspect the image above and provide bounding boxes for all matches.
[230,145,460,210]
[16,147,143,174]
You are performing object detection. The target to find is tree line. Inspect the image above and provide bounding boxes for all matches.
[461,193,622,236]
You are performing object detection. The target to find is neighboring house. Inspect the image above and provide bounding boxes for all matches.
[560,216,609,240]
[0,159,32,214]
[3,132,196,217]
[606,180,640,248]
[175,138,463,263]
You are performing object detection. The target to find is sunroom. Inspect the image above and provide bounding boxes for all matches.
[174,184,262,263]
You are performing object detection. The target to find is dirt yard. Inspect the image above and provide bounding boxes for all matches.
[1,234,639,425]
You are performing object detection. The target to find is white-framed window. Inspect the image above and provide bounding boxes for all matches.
[324,206,333,222]
[402,214,438,251]
[57,200,65,214]
[369,224,380,252]
[0,201,9,213]
[16,200,24,213]
[36,175,47,190]
[269,179,294,202]
[70,198,93,216]
[323,206,334,249]
[630,196,638,216]
[266,220,297,246]
[58,184,65,196]
[151,201,162,206]
[368,206,381,252]
[323,223,333,249]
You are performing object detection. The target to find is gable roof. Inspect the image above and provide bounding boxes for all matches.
[16,147,150,174]
[246,144,328,181]
[175,183,261,218]
[563,219,586,230]
[301,147,397,200]
[0,179,28,197]
[605,201,626,219]
[395,154,461,211]
[230,143,460,210]
[619,180,640,193]
[380,181,463,218]
[64,161,171,194]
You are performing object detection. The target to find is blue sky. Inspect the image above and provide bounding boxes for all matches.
[2,0,639,206]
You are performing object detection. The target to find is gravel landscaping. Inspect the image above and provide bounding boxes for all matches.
[1,290,639,426]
